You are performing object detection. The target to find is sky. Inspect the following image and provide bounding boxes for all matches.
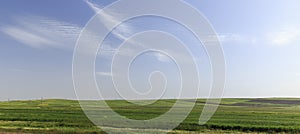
[1,0,300,100]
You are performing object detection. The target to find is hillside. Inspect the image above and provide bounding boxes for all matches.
[0,98,300,133]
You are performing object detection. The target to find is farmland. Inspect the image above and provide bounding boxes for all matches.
[0,98,300,133]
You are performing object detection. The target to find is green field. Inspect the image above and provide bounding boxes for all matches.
[0,98,300,133]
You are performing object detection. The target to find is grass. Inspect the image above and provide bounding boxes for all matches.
[0,98,300,133]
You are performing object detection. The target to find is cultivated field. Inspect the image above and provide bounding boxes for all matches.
[0,98,300,133]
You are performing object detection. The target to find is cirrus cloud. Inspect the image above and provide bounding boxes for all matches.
[1,15,82,50]
[266,26,300,46]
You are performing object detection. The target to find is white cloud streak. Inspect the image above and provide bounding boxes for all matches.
[96,71,112,76]
[218,33,243,43]
[153,53,172,62]
[1,15,82,50]
[84,0,160,63]
[84,0,134,42]
[204,33,254,44]
[267,26,300,46]
[84,0,102,13]
[1,26,57,48]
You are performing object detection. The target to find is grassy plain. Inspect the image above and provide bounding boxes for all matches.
[0,98,300,133]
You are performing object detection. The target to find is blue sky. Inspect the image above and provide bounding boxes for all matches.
[1,0,300,100]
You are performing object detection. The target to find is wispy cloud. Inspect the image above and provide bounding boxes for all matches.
[85,0,166,63]
[96,71,112,76]
[84,0,134,42]
[84,0,130,55]
[153,53,172,62]
[84,0,102,13]
[1,15,82,50]
[201,33,255,45]
[267,26,300,46]
[218,33,244,43]
[1,26,57,48]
